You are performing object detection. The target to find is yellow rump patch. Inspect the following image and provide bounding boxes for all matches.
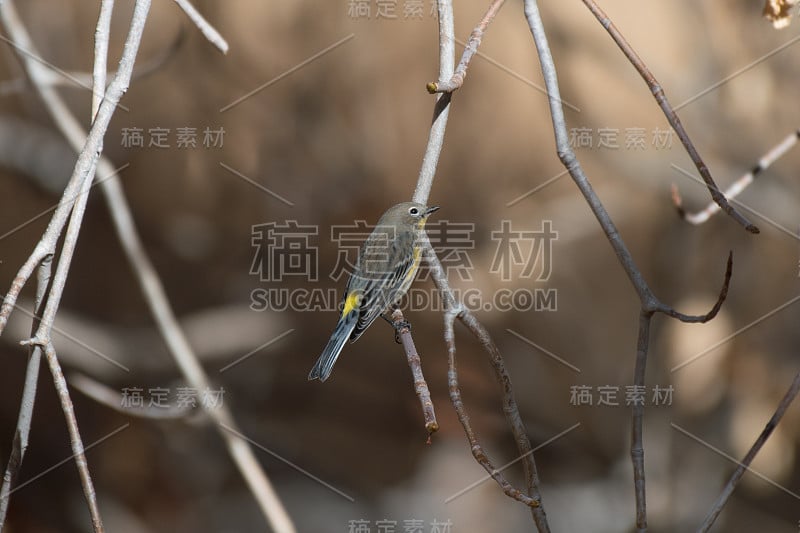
[342,291,361,317]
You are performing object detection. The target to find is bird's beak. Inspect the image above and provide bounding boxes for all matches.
[425,206,440,216]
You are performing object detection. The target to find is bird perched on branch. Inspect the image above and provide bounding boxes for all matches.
[308,202,440,382]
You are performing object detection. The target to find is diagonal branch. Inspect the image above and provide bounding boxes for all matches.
[671,129,800,225]
[0,255,50,528]
[390,308,439,439]
[43,343,104,531]
[172,0,228,54]
[426,243,551,531]
[426,0,506,94]
[698,370,800,532]
[444,308,541,509]
[580,0,759,234]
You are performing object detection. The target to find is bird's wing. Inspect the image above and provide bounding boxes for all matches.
[350,233,417,341]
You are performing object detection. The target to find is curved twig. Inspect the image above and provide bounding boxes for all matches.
[444,309,541,509]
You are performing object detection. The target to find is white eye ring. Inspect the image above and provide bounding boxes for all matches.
[409,207,419,216]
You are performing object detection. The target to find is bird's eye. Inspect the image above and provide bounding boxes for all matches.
[409,207,419,216]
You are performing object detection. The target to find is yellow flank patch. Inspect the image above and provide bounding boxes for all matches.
[342,291,361,317]
[403,246,422,285]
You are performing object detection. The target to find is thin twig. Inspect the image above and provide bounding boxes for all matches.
[444,310,541,509]
[0,26,185,98]
[698,370,800,532]
[425,242,551,530]
[43,342,104,532]
[657,252,733,323]
[580,0,759,234]
[426,0,506,94]
[630,311,651,531]
[1,302,286,380]
[672,129,800,225]
[444,308,541,508]
[92,0,114,120]
[172,0,228,54]
[522,1,735,530]
[0,256,50,528]
[390,308,438,440]
[459,309,549,527]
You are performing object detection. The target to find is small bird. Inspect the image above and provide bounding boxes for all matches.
[308,202,440,382]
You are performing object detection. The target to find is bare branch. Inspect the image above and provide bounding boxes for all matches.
[425,242,551,530]
[580,0,759,234]
[390,308,439,439]
[630,311,651,531]
[92,0,114,120]
[698,370,800,532]
[672,130,800,225]
[657,252,733,323]
[444,310,541,510]
[43,343,104,532]
[0,255,50,528]
[173,0,228,54]
[458,309,550,529]
[412,0,454,206]
[427,0,506,94]
[0,26,184,98]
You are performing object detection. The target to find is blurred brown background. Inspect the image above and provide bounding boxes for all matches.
[0,1,799,531]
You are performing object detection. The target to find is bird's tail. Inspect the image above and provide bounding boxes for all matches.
[308,311,358,382]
